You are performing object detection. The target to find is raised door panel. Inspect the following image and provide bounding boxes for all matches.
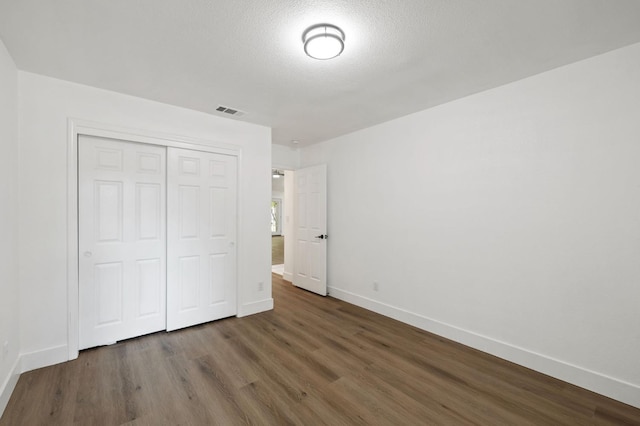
[95,181,123,243]
[135,259,162,318]
[179,185,200,239]
[94,262,123,326]
[296,240,308,278]
[136,183,162,241]
[178,255,200,311]
[136,152,162,175]
[209,254,227,304]
[210,188,226,237]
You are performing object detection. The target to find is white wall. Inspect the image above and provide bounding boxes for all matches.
[272,144,299,170]
[18,72,272,370]
[300,42,640,408]
[0,38,20,414]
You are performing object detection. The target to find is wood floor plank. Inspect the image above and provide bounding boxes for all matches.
[353,329,590,425]
[2,274,639,425]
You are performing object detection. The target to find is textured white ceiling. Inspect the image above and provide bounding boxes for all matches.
[2,1,640,147]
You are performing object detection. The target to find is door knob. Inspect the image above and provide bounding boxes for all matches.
[84,251,92,258]
[314,234,328,240]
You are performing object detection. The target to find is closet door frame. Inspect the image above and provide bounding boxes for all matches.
[67,119,241,361]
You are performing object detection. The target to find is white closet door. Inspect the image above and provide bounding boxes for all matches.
[167,148,237,331]
[79,136,166,349]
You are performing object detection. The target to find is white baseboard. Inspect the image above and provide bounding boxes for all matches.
[282,271,293,282]
[237,298,274,317]
[328,286,640,409]
[0,357,21,417]
[20,345,68,374]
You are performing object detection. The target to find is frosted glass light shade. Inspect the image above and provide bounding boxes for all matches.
[302,24,345,60]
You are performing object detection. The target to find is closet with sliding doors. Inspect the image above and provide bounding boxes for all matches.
[78,135,237,349]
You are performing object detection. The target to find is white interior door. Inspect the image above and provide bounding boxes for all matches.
[79,136,166,349]
[167,148,237,331]
[293,164,327,295]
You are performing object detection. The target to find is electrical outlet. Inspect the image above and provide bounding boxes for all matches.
[258,281,264,292]
[373,281,379,291]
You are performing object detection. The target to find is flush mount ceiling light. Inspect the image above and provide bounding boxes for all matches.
[302,24,345,60]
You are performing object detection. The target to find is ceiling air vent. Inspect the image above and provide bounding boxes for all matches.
[216,105,245,117]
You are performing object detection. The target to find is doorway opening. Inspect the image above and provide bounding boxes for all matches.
[271,169,288,277]
[269,164,327,292]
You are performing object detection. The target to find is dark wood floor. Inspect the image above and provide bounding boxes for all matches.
[2,275,640,425]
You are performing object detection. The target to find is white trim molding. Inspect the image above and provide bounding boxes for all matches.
[328,285,640,409]
[1,344,69,417]
[0,357,21,417]
[20,345,69,374]
[237,298,274,317]
[282,271,294,283]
